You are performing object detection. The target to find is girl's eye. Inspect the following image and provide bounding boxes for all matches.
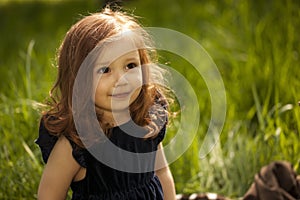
[126,63,138,70]
[97,67,110,74]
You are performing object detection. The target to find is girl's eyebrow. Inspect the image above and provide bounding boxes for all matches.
[95,61,110,67]
[124,56,140,62]
[95,54,140,67]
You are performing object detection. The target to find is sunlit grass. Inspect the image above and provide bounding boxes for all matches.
[0,0,76,6]
[125,0,300,197]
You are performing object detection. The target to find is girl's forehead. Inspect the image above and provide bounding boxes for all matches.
[96,31,144,65]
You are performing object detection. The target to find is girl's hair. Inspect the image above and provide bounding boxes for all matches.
[43,7,167,148]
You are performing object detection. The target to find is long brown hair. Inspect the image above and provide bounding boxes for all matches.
[43,8,167,148]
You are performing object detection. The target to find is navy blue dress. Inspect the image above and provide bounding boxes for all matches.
[35,119,165,200]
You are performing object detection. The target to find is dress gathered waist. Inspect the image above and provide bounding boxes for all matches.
[72,175,163,200]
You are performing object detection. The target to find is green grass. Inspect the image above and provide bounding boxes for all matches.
[1,0,300,199]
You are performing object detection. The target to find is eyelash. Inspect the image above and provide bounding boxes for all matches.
[126,62,138,70]
[97,66,110,74]
[96,62,138,74]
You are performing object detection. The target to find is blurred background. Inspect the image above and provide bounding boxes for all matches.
[0,0,300,199]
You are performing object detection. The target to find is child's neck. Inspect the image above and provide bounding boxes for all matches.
[100,109,131,128]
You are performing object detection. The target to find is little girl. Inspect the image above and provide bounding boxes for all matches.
[35,7,176,200]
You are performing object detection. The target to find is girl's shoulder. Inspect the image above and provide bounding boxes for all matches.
[35,116,86,168]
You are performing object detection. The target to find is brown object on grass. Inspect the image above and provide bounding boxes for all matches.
[243,161,300,200]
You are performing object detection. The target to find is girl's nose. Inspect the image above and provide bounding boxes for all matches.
[113,70,128,87]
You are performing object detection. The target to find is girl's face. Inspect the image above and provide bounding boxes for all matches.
[93,42,143,122]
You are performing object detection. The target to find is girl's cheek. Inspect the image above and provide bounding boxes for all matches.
[129,75,142,88]
[93,75,109,93]
[127,68,143,81]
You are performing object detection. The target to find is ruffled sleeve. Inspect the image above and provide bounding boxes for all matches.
[151,94,168,145]
[35,119,58,163]
[154,123,166,145]
[35,118,86,168]
[68,138,87,168]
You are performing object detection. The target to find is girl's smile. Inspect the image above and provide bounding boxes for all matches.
[110,91,132,99]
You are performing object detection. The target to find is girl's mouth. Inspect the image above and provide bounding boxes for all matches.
[111,92,131,98]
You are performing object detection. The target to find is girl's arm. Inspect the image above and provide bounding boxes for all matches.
[155,143,176,200]
[37,136,81,200]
